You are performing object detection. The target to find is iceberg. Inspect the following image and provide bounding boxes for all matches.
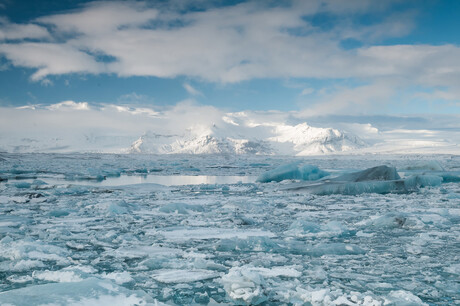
[151,269,220,283]
[330,165,400,182]
[401,161,445,171]
[403,174,443,188]
[286,179,410,195]
[284,165,443,195]
[411,171,460,183]
[256,162,329,183]
[399,161,460,182]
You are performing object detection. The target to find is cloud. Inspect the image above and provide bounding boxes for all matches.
[117,92,155,105]
[183,83,203,96]
[0,42,106,80]
[37,1,159,35]
[0,0,459,115]
[0,0,428,83]
[298,80,397,117]
[0,17,50,40]
[47,101,90,111]
[300,88,315,96]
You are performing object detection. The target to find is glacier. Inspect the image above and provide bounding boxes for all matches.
[0,153,459,305]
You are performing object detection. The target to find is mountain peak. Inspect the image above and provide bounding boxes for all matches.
[130,121,366,155]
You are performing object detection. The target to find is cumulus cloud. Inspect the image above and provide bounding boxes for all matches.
[0,0,459,115]
[0,0,436,83]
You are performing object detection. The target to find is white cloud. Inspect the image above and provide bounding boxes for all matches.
[117,92,154,105]
[0,18,50,40]
[40,78,53,86]
[183,83,203,96]
[0,42,106,81]
[297,80,398,117]
[0,1,459,115]
[37,2,159,35]
[300,88,314,96]
[0,1,431,83]
[47,101,90,111]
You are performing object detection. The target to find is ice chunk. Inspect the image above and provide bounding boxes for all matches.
[107,203,128,215]
[362,213,426,231]
[247,266,302,278]
[401,161,444,171]
[100,272,134,285]
[0,278,153,305]
[221,266,268,305]
[151,269,220,283]
[385,290,427,305]
[285,220,348,237]
[48,209,70,217]
[110,245,182,260]
[256,162,329,183]
[159,202,204,214]
[0,238,69,266]
[367,213,408,229]
[32,270,84,283]
[429,171,460,182]
[155,227,275,241]
[304,243,365,257]
[31,179,47,186]
[286,220,322,236]
[403,174,443,188]
[331,165,400,182]
[0,259,45,272]
[287,180,410,195]
[216,236,282,253]
[13,182,32,189]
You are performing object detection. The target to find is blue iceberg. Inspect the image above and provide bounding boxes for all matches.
[284,165,443,195]
[257,162,329,183]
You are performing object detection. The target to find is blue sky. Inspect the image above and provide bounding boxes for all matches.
[0,0,459,115]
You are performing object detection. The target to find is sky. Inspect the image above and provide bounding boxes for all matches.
[0,0,459,115]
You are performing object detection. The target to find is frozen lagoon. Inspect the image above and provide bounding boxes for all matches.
[0,153,459,305]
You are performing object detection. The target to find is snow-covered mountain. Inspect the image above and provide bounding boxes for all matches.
[8,102,458,155]
[269,123,367,155]
[128,122,366,155]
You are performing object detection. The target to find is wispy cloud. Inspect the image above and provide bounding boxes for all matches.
[0,17,50,40]
[183,83,203,96]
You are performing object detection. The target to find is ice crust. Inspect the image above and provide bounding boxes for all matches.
[0,153,459,305]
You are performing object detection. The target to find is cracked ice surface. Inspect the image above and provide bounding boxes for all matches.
[0,153,459,305]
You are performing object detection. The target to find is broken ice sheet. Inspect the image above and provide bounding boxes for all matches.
[0,154,458,305]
